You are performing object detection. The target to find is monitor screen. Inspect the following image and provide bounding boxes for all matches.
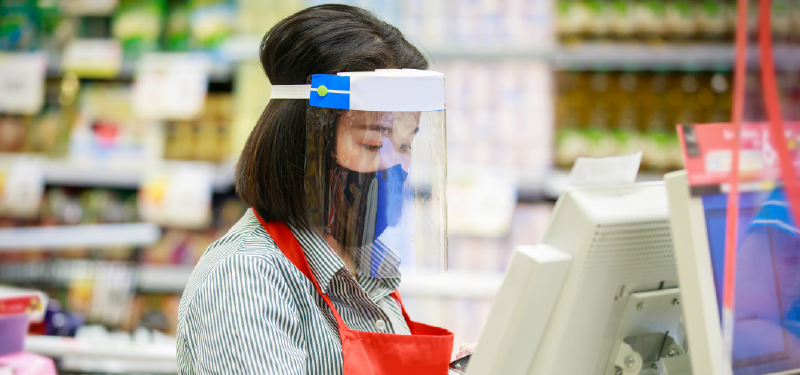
[702,190,800,374]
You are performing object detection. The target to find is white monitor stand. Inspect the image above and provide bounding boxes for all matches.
[467,181,685,375]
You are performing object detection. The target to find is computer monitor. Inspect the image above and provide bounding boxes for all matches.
[665,170,800,375]
[466,181,683,375]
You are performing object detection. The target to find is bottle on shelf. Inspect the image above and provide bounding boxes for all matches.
[585,0,613,41]
[697,0,728,41]
[584,71,617,157]
[633,0,668,43]
[554,71,587,168]
[609,0,637,42]
[612,70,644,156]
[665,0,698,42]
[640,71,673,170]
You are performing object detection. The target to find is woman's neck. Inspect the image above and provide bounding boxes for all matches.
[324,234,359,282]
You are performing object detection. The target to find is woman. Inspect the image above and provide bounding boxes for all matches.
[177,5,453,375]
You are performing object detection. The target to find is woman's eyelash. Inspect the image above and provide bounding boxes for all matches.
[363,144,381,151]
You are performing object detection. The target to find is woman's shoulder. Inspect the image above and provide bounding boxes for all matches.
[201,208,282,262]
[180,209,289,303]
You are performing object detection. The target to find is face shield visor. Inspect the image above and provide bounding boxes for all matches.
[271,69,447,279]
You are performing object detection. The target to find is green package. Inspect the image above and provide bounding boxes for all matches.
[112,0,166,56]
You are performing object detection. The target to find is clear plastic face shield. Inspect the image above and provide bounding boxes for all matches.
[272,69,447,279]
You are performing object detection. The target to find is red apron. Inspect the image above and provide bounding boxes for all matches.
[254,213,454,375]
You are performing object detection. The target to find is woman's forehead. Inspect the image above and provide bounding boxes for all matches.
[343,110,420,120]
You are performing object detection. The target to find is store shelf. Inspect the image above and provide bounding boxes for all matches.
[42,35,271,82]
[25,335,177,374]
[537,169,667,201]
[45,55,234,82]
[555,42,800,70]
[43,160,236,192]
[137,265,503,298]
[0,154,235,192]
[426,45,554,60]
[425,42,800,70]
[554,42,735,70]
[138,265,195,292]
[0,223,160,251]
[399,271,504,299]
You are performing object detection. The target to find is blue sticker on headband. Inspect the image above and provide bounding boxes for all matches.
[310,74,350,109]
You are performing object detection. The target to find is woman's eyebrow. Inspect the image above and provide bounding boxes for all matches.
[355,124,393,132]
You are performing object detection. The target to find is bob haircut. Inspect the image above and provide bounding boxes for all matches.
[235,4,429,228]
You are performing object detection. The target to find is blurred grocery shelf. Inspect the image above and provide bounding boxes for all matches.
[44,41,794,73]
[0,223,160,251]
[556,42,800,70]
[425,42,800,70]
[554,42,736,70]
[44,160,236,192]
[399,271,504,299]
[137,265,502,298]
[25,335,177,374]
[41,35,266,83]
[0,154,235,192]
[68,38,798,71]
[533,169,667,202]
[46,56,235,83]
[426,46,554,60]
[137,265,195,292]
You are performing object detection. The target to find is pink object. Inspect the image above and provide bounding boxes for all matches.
[0,352,57,375]
[0,315,29,356]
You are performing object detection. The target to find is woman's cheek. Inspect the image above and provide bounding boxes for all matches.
[346,149,380,172]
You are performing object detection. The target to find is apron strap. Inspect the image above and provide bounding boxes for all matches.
[389,290,413,327]
[252,210,349,331]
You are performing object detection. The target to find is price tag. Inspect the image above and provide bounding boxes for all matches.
[447,169,518,237]
[139,163,213,229]
[0,53,47,114]
[62,39,123,78]
[0,158,45,219]
[132,53,210,120]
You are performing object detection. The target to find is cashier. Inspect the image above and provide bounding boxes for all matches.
[176,4,454,375]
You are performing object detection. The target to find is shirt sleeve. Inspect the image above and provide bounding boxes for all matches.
[180,253,306,375]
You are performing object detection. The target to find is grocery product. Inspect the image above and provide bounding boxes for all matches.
[112,0,166,56]
[163,94,232,162]
[188,0,234,50]
[0,0,39,51]
[0,115,29,152]
[69,84,163,166]
[556,0,747,42]
[554,70,747,171]
[441,61,552,186]
[164,0,191,51]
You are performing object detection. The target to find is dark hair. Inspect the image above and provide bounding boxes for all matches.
[235,4,428,228]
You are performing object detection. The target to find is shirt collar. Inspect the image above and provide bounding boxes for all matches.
[287,226,401,296]
[289,226,344,294]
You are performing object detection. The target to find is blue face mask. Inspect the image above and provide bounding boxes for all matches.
[374,164,409,239]
[368,163,409,278]
[324,162,409,278]
[325,163,408,248]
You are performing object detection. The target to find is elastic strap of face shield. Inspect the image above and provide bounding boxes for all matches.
[269,85,349,100]
[270,85,312,99]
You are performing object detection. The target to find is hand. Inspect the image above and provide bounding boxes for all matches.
[449,343,477,375]
[455,342,476,360]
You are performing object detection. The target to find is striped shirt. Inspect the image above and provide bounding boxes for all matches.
[176,209,410,375]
